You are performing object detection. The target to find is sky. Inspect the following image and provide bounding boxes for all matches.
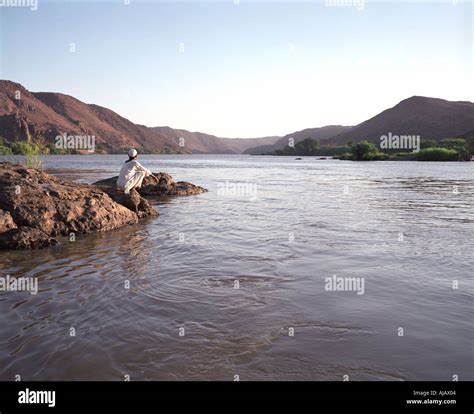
[0,0,473,137]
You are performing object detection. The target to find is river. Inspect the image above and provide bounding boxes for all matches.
[0,155,472,380]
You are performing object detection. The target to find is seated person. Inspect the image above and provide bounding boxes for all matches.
[117,149,153,194]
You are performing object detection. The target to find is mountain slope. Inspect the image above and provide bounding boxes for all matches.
[329,96,474,145]
[2,81,473,154]
[0,80,179,152]
[0,80,81,144]
[151,126,280,154]
[0,80,278,153]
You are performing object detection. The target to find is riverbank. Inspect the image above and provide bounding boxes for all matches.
[0,163,206,249]
[262,138,474,161]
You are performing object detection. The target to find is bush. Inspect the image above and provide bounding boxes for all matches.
[466,136,474,155]
[372,152,390,160]
[420,139,438,149]
[439,138,466,149]
[295,138,320,156]
[11,141,42,155]
[417,147,459,161]
[351,141,383,160]
[273,138,320,156]
[45,143,64,155]
[393,152,417,160]
[0,145,12,155]
[10,141,43,169]
[438,138,469,160]
[334,152,352,160]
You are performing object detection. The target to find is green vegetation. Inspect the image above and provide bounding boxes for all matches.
[350,141,388,161]
[1,133,472,162]
[274,137,320,156]
[0,139,92,157]
[417,147,459,161]
[10,141,43,155]
[436,139,469,160]
[415,137,473,161]
[467,136,474,155]
[270,135,474,162]
[420,139,437,149]
[296,137,320,155]
[0,144,12,155]
[273,139,352,157]
[331,141,388,161]
[9,141,44,169]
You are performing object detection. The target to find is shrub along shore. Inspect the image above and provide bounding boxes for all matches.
[271,136,474,161]
[1,136,474,161]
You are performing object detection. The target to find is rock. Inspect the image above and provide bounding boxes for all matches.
[0,163,157,250]
[0,210,17,233]
[171,181,208,196]
[93,173,208,197]
[100,188,157,219]
[0,227,58,250]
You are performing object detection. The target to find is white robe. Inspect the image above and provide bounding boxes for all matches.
[116,160,152,194]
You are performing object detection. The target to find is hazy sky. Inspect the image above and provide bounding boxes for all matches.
[0,0,472,137]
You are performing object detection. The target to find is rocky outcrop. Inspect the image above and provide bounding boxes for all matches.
[1,227,58,250]
[93,173,208,197]
[0,163,157,249]
[0,210,17,233]
[98,187,157,219]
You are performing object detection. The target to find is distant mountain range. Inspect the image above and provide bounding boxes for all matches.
[1,80,473,154]
[329,96,474,146]
[0,80,279,154]
[149,126,279,154]
[246,96,474,154]
[0,80,175,153]
[243,125,353,154]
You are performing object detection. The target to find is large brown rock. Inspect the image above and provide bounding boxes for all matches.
[0,210,17,233]
[0,163,157,249]
[0,227,58,250]
[93,172,208,197]
[99,187,157,219]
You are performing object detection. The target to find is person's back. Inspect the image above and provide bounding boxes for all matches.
[117,159,143,186]
[116,149,152,193]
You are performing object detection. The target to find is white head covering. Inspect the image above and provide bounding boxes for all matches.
[128,148,138,158]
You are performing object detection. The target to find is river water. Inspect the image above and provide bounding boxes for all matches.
[0,155,472,380]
